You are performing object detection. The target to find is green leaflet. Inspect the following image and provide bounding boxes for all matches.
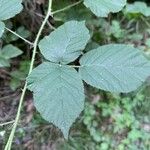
[0,56,10,67]
[0,21,4,38]
[125,2,150,17]
[0,44,22,67]
[1,44,23,59]
[79,44,150,93]
[83,0,127,17]
[0,0,23,37]
[38,21,90,64]
[27,62,85,138]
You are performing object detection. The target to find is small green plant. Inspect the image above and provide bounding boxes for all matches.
[0,0,150,149]
[82,92,150,150]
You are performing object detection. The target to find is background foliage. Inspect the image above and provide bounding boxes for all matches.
[0,0,150,149]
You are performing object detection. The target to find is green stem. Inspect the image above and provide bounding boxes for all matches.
[5,27,33,46]
[4,1,53,150]
[52,0,83,15]
[4,82,27,150]
[29,2,52,73]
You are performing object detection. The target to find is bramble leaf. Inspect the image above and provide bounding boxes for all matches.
[79,44,150,93]
[39,21,90,64]
[27,62,85,138]
[83,0,127,17]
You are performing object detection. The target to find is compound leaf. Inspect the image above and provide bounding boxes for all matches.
[0,21,5,38]
[27,62,85,138]
[83,0,127,17]
[0,0,23,20]
[39,21,90,64]
[79,44,150,93]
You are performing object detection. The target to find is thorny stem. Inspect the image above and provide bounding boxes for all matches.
[4,0,53,150]
[52,0,83,15]
[5,27,34,46]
